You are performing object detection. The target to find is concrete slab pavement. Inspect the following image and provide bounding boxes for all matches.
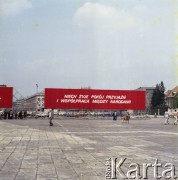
[0,117,177,180]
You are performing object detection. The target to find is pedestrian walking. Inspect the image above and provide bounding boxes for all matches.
[164,112,169,125]
[48,109,54,126]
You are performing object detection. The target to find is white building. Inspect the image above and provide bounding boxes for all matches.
[14,92,44,112]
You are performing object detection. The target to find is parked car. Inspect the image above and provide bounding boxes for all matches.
[35,112,48,118]
[58,111,66,116]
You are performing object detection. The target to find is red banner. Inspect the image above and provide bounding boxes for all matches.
[0,87,13,108]
[45,88,145,110]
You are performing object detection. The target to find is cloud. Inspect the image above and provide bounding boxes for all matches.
[0,0,32,16]
[73,2,139,29]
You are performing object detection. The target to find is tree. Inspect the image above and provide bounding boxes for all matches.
[151,81,166,114]
[159,81,165,93]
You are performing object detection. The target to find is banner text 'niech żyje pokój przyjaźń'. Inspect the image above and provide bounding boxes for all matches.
[44,88,146,110]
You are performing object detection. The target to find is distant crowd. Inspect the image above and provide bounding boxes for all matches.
[0,110,27,120]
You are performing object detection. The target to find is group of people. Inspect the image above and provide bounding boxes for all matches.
[1,110,27,120]
[164,109,178,125]
[112,111,130,123]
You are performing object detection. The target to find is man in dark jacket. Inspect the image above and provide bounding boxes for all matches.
[112,111,117,120]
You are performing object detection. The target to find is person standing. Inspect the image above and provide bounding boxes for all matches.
[174,110,178,125]
[48,109,54,126]
[164,112,169,125]
[112,111,117,120]
[4,109,7,120]
[126,112,130,124]
[19,111,23,119]
[15,111,18,119]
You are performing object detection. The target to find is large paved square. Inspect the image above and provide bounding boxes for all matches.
[0,117,177,180]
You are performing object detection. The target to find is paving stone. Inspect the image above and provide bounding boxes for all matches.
[15,168,37,179]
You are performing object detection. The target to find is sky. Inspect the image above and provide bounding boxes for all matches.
[0,0,178,97]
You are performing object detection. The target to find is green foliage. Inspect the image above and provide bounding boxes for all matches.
[151,81,166,109]
[173,96,178,108]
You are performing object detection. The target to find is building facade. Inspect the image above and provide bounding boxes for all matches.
[165,86,178,109]
[14,92,44,112]
[13,98,26,112]
[135,87,155,114]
